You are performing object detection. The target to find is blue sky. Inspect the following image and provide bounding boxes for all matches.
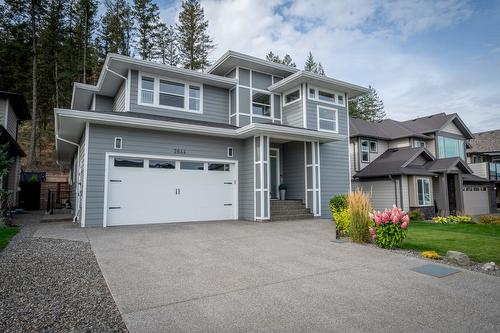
[151,0,500,132]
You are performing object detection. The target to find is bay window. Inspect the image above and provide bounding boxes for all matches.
[416,178,431,206]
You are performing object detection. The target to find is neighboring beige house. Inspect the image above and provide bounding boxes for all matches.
[349,113,495,217]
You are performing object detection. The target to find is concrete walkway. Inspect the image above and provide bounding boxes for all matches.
[38,219,500,332]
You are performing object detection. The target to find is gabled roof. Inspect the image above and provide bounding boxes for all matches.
[268,70,369,98]
[0,91,31,120]
[350,112,474,140]
[349,117,430,140]
[426,157,472,174]
[0,125,25,157]
[400,113,474,139]
[467,129,500,154]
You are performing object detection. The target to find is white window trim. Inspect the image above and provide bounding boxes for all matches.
[317,105,339,133]
[416,177,432,206]
[369,140,377,153]
[309,85,345,107]
[138,71,203,114]
[114,137,122,149]
[283,87,302,107]
[251,88,272,118]
[227,147,234,158]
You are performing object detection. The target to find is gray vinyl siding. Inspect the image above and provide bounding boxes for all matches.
[251,71,272,90]
[84,124,243,227]
[282,100,303,127]
[129,70,229,124]
[239,115,250,126]
[274,95,281,119]
[239,87,250,114]
[306,99,347,132]
[283,141,305,201]
[319,102,350,219]
[95,95,114,111]
[0,98,6,125]
[239,138,254,220]
[113,81,126,112]
[239,68,250,86]
[356,179,398,211]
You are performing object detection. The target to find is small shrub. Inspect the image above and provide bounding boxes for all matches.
[432,215,473,224]
[348,190,371,243]
[369,206,410,249]
[329,195,349,236]
[478,215,500,225]
[409,209,423,221]
[421,250,441,260]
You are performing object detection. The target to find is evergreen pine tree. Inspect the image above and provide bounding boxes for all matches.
[349,85,386,122]
[73,0,98,84]
[304,51,317,73]
[317,62,325,75]
[177,0,214,70]
[281,54,296,67]
[154,22,179,66]
[265,51,280,63]
[265,51,296,67]
[100,0,133,57]
[133,0,160,60]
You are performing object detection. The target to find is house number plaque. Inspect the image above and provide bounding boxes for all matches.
[174,148,186,154]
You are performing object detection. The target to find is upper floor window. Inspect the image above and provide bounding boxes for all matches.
[438,136,464,159]
[138,72,202,113]
[317,106,338,133]
[414,140,426,148]
[284,89,301,106]
[141,77,154,104]
[361,139,369,162]
[309,86,344,106]
[369,141,377,153]
[252,91,271,116]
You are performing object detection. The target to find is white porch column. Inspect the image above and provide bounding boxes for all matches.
[304,141,321,216]
[254,135,270,220]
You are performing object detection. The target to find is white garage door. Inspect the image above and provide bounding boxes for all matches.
[106,156,237,226]
[463,188,489,215]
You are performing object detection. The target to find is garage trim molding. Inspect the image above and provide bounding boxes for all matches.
[102,152,239,227]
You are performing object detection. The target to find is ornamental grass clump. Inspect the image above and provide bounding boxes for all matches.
[347,190,371,243]
[369,205,410,249]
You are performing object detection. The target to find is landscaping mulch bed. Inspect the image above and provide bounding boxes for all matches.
[0,216,128,333]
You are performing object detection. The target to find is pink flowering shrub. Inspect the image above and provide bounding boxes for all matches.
[369,205,410,249]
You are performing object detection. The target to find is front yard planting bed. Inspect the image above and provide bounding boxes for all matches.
[401,222,500,263]
[0,227,18,251]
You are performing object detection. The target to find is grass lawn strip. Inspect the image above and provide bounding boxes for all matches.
[0,227,18,251]
[402,222,500,263]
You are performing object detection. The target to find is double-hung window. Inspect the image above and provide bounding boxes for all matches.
[141,77,155,104]
[361,140,369,162]
[317,106,338,132]
[159,80,185,109]
[188,85,201,111]
[252,91,271,116]
[416,178,431,206]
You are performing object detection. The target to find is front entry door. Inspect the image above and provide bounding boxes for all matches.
[270,148,280,199]
[447,174,457,215]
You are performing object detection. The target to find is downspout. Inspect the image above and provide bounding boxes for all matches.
[56,134,80,223]
[389,175,398,207]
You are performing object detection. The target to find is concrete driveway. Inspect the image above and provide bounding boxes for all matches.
[85,219,500,333]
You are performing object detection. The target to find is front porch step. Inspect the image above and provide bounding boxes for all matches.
[270,200,314,221]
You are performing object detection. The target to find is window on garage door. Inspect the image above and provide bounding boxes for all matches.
[114,158,144,168]
[180,161,204,170]
[208,163,230,171]
[149,160,175,169]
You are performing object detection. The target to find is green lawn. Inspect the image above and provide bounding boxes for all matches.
[402,222,500,263]
[0,226,18,251]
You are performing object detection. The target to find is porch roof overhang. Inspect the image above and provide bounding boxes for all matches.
[71,53,238,111]
[55,109,344,163]
[268,71,369,98]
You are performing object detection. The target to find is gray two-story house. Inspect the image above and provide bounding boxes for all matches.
[55,51,368,227]
[350,113,496,217]
[0,91,30,207]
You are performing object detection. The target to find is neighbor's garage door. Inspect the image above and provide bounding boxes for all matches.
[106,156,236,226]
[463,186,489,215]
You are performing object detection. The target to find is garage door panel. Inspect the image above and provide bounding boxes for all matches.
[463,189,489,215]
[107,157,236,226]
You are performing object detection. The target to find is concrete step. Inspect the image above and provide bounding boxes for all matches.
[40,214,74,223]
[270,208,312,216]
[271,214,315,221]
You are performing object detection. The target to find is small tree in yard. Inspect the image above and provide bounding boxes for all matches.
[347,190,371,243]
[0,144,14,226]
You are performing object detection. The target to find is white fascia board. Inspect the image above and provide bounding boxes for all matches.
[54,109,345,143]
